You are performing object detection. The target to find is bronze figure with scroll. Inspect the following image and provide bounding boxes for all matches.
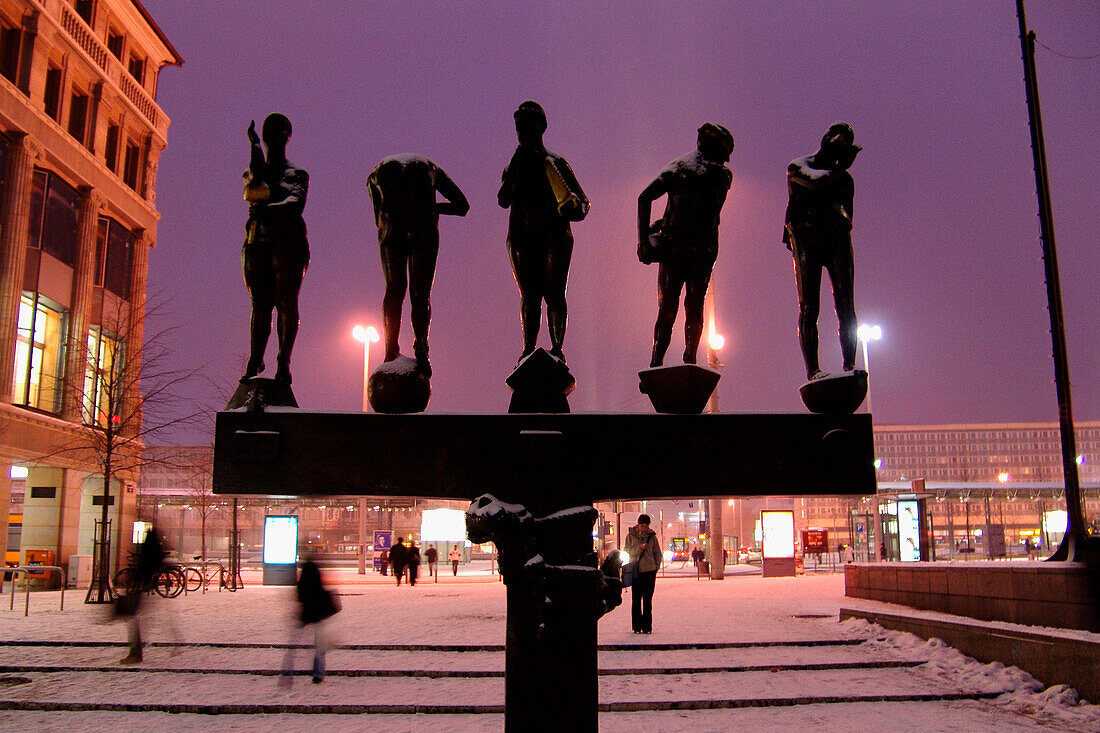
[498,100,589,364]
[240,113,309,385]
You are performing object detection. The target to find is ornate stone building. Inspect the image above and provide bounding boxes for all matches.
[0,0,180,573]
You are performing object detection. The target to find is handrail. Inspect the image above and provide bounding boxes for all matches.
[6,566,66,616]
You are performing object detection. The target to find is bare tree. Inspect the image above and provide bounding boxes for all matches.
[42,294,207,603]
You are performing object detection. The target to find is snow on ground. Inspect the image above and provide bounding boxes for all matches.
[0,567,1095,732]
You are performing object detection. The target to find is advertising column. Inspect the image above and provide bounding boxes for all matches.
[761,510,796,577]
[262,515,298,585]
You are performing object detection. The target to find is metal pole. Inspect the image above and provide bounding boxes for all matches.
[1015,0,1088,561]
[358,498,367,574]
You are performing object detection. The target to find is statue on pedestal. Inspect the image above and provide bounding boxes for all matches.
[784,122,861,381]
[638,123,733,368]
[367,154,469,378]
[240,113,309,387]
[498,100,589,365]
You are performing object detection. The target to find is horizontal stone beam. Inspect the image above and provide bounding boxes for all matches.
[213,411,874,509]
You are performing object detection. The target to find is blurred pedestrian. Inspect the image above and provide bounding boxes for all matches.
[449,545,462,575]
[425,545,438,577]
[843,544,855,564]
[115,527,171,665]
[407,541,421,586]
[390,537,408,586]
[378,547,389,575]
[879,542,887,561]
[283,556,340,684]
[624,514,662,634]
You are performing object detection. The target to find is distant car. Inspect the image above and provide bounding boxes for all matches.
[738,547,762,564]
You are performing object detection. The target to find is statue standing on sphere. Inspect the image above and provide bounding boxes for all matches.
[368,155,469,377]
[498,100,589,364]
[240,113,309,385]
[784,122,861,381]
[638,123,734,368]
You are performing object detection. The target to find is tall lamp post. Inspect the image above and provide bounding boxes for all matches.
[352,324,379,574]
[704,283,725,580]
[856,324,882,415]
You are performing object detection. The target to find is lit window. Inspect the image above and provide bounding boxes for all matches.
[13,292,67,413]
[83,325,124,427]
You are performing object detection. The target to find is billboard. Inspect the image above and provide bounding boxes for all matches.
[373,529,393,570]
[263,515,299,565]
[761,510,795,559]
[897,500,920,562]
[802,528,829,554]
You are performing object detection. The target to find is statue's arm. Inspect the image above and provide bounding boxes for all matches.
[787,158,832,190]
[367,174,383,228]
[497,150,519,208]
[264,168,308,216]
[637,177,667,244]
[434,168,470,217]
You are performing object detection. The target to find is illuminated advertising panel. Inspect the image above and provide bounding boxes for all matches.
[421,508,468,542]
[263,515,299,565]
[898,500,920,562]
[760,510,795,559]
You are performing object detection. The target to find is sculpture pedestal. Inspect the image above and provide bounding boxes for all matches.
[368,356,431,414]
[466,495,618,733]
[799,370,867,414]
[638,364,720,414]
[506,348,575,413]
[226,377,298,411]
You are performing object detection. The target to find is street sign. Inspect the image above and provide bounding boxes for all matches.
[856,522,864,534]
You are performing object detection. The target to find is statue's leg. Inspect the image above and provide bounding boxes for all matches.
[545,233,573,361]
[792,242,823,379]
[827,237,858,371]
[682,256,713,364]
[651,261,682,368]
[272,242,307,384]
[241,241,273,379]
[509,243,541,360]
[380,241,409,362]
[408,237,439,376]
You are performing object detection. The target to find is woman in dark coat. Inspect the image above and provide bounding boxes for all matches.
[407,542,421,586]
[295,558,339,682]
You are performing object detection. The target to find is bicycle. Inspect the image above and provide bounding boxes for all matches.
[113,561,185,599]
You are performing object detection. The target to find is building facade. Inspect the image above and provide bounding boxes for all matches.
[1,0,179,575]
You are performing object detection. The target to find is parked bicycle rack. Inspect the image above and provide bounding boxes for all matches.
[183,560,229,594]
[5,566,66,616]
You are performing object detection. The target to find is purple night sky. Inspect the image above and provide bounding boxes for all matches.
[140,2,1099,436]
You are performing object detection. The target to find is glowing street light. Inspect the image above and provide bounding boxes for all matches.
[857,324,882,415]
[997,472,1011,484]
[352,324,380,412]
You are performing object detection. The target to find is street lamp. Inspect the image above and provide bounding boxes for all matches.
[352,323,379,575]
[856,324,882,414]
[352,324,380,412]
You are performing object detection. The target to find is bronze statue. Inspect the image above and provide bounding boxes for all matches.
[638,123,734,367]
[784,122,861,380]
[498,100,589,364]
[240,113,309,385]
[368,155,469,377]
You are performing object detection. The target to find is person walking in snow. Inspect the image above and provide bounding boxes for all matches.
[389,537,408,586]
[407,541,421,586]
[624,514,662,634]
[425,545,438,577]
[449,545,462,575]
[291,556,340,683]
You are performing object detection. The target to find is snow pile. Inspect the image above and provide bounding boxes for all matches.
[843,617,1100,727]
